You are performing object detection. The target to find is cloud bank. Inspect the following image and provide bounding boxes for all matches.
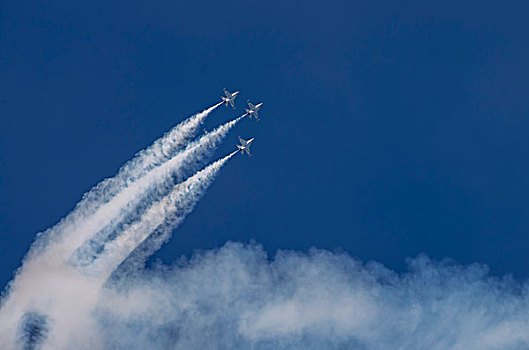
[96,242,529,350]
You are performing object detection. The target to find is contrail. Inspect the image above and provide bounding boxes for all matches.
[0,103,241,349]
[116,101,224,184]
[27,102,223,262]
[89,150,239,276]
[37,114,245,268]
[68,115,246,269]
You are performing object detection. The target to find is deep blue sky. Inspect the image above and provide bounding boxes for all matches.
[1,1,529,289]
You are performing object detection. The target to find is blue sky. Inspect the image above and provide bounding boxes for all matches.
[1,0,529,294]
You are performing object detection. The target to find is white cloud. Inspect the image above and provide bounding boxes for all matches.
[94,242,529,350]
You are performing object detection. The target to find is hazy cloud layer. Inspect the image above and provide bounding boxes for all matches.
[96,242,529,350]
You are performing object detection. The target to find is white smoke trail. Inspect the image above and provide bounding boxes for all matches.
[89,151,239,276]
[36,114,244,267]
[28,102,222,261]
[68,115,245,269]
[116,101,224,184]
[0,105,242,349]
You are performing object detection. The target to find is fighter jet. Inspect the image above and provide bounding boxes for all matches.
[245,100,263,121]
[221,88,239,109]
[237,136,254,157]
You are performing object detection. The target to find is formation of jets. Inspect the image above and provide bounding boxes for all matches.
[221,88,262,157]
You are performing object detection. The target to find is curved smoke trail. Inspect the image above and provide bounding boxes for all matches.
[30,114,244,268]
[27,102,222,261]
[90,151,239,277]
[0,103,242,349]
[69,115,246,269]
